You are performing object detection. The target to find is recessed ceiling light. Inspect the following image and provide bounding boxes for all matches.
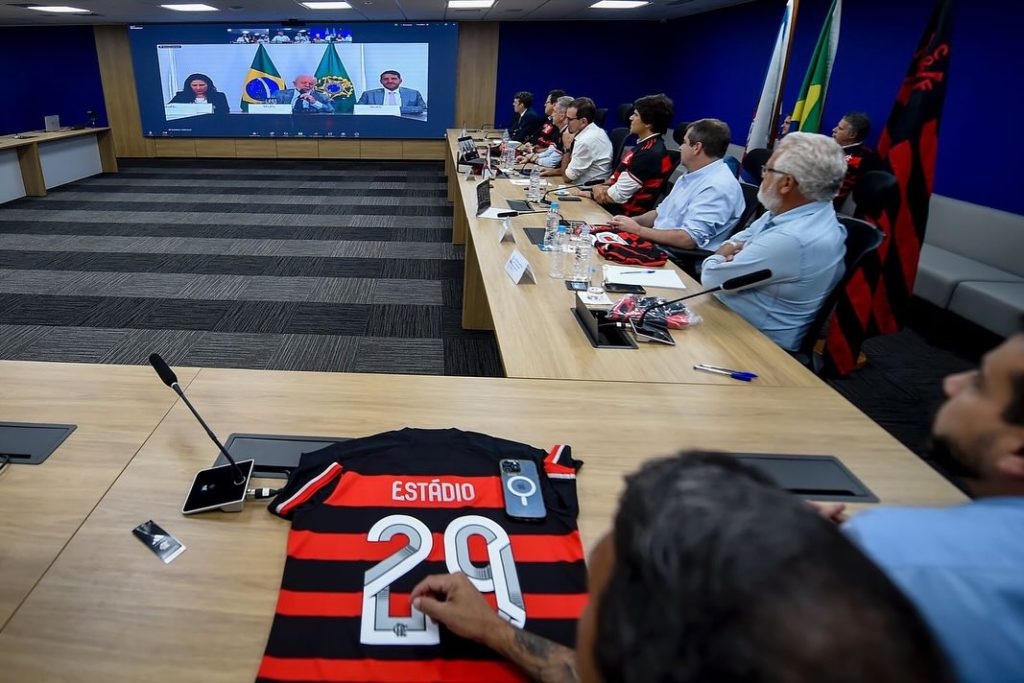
[27,5,90,12]
[448,1,494,8]
[160,4,220,11]
[591,1,650,8]
[301,1,352,8]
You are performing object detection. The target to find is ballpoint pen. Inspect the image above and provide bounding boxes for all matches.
[619,269,657,274]
[693,364,759,381]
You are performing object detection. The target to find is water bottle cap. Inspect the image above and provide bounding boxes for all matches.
[557,224,567,232]
[550,201,560,209]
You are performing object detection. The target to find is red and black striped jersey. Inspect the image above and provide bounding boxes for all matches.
[257,428,587,683]
[606,135,676,216]
[529,118,559,150]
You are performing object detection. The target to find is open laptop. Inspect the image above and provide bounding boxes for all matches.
[476,179,509,219]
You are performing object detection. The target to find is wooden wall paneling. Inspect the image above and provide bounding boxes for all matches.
[194,139,237,157]
[276,139,320,158]
[93,25,153,158]
[359,140,403,159]
[318,139,362,158]
[455,23,499,129]
[153,139,197,158]
[234,139,278,158]
[402,140,445,160]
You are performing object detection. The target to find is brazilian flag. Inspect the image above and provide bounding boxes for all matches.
[240,44,285,112]
[790,0,842,132]
[314,45,355,113]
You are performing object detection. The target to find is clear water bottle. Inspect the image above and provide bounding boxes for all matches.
[527,165,543,201]
[572,223,593,283]
[549,225,568,279]
[543,201,561,251]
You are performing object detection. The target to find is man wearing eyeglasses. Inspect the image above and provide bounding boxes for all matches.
[701,132,847,351]
[549,97,613,185]
[607,118,743,251]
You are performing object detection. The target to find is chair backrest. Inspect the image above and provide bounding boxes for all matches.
[797,216,886,359]
[733,182,762,234]
[594,107,608,127]
[851,170,900,219]
[608,127,633,166]
[672,121,691,146]
[617,102,634,125]
[741,148,771,184]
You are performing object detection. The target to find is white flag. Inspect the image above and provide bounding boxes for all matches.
[745,0,797,154]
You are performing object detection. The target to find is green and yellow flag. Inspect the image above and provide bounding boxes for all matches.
[314,45,356,113]
[240,44,285,112]
[790,0,842,132]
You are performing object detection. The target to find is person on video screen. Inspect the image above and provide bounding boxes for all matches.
[267,75,334,114]
[168,73,230,116]
[356,70,426,115]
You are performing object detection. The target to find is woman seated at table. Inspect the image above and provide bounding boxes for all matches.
[168,73,229,116]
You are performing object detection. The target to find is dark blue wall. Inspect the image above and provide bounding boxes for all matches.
[496,0,1019,215]
[0,26,108,136]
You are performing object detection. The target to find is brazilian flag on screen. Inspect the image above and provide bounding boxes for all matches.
[314,45,355,113]
[790,0,842,132]
[240,44,285,112]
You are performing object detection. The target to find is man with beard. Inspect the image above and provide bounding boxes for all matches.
[700,132,847,351]
[842,331,1024,683]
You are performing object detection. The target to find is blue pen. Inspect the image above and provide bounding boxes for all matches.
[693,364,758,382]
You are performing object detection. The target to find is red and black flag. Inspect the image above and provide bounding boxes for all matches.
[825,0,953,374]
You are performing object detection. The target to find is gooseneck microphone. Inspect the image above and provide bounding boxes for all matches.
[496,209,550,218]
[148,353,248,486]
[539,178,607,204]
[636,269,774,328]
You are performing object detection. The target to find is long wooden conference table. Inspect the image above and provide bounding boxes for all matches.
[0,133,965,680]
[444,131,822,387]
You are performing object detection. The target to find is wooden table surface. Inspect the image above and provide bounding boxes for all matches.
[444,132,822,387]
[0,127,112,152]
[0,364,965,681]
[0,361,199,629]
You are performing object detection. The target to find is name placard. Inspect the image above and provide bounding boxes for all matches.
[498,217,516,244]
[504,249,535,285]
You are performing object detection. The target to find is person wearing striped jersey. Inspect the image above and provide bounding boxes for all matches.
[589,94,676,217]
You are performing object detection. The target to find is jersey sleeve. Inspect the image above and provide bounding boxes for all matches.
[269,446,346,520]
[544,444,582,517]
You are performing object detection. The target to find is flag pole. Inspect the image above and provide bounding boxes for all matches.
[768,0,801,149]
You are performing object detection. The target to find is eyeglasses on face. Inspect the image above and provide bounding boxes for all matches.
[761,165,791,177]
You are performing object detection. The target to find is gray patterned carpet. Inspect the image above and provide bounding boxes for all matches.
[0,158,503,376]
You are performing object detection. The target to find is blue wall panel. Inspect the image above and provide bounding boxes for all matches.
[495,0,1018,215]
[0,26,108,136]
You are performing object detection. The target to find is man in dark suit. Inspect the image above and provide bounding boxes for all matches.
[831,111,886,209]
[507,91,542,143]
[356,70,427,115]
[268,75,334,114]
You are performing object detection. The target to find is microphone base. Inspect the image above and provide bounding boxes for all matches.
[630,320,676,345]
[182,459,255,515]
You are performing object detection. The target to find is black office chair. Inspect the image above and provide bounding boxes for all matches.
[594,107,608,127]
[850,170,900,220]
[664,181,761,277]
[609,127,633,165]
[741,147,771,184]
[792,216,886,373]
[672,121,691,146]
[617,102,634,125]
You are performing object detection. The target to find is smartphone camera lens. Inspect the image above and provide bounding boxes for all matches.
[501,461,521,474]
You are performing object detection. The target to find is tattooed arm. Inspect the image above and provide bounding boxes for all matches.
[411,573,578,682]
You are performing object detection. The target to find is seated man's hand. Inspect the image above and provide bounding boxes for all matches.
[715,240,744,261]
[411,573,505,646]
[590,184,611,204]
[562,130,575,148]
[608,215,640,232]
[520,143,534,155]
[807,501,848,524]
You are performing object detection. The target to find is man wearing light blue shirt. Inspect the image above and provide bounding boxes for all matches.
[608,118,743,251]
[702,132,847,351]
[839,332,1024,683]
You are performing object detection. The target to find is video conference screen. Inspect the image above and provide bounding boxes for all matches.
[128,22,458,139]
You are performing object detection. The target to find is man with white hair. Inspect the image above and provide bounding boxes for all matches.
[701,132,848,351]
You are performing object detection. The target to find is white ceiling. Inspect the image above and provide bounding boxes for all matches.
[0,0,756,26]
